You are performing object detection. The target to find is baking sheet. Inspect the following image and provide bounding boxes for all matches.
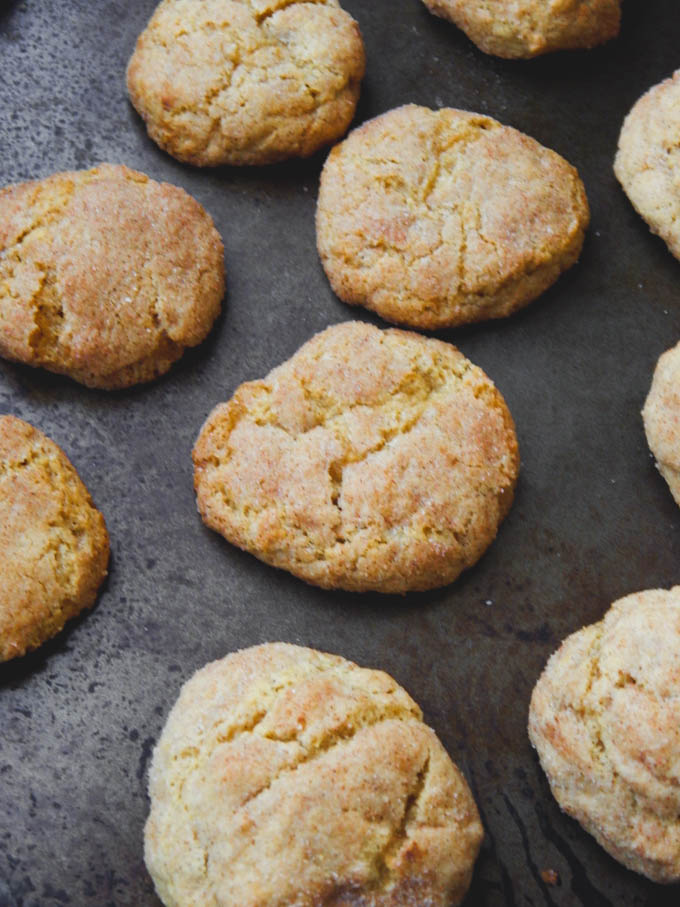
[1,1,680,904]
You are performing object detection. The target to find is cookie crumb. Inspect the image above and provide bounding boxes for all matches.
[540,868,560,886]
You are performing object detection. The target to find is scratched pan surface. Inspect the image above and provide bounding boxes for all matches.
[0,1,679,905]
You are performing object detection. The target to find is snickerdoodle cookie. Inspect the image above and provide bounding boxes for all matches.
[0,415,109,662]
[421,0,620,59]
[193,321,519,593]
[615,70,680,262]
[529,587,680,882]
[127,0,365,166]
[316,105,589,330]
[145,642,484,906]
[0,164,224,389]
[642,341,680,507]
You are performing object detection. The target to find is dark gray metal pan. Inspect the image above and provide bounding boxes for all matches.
[1,1,679,903]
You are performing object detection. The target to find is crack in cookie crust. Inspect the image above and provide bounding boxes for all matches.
[316,105,589,330]
[126,0,365,166]
[145,643,483,907]
[193,322,519,593]
[0,164,224,389]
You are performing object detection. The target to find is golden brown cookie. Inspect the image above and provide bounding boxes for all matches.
[529,587,680,883]
[0,415,109,662]
[421,0,620,59]
[316,105,589,330]
[615,70,680,262]
[642,341,680,507]
[126,0,365,167]
[193,321,519,593]
[0,164,224,389]
[145,642,484,906]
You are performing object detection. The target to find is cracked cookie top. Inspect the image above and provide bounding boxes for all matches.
[615,70,680,263]
[316,105,589,330]
[0,164,224,389]
[144,642,483,906]
[193,321,519,593]
[421,0,620,59]
[642,341,680,508]
[126,0,365,166]
[529,587,680,882]
[0,415,109,662]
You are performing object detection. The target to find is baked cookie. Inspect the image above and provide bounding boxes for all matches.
[0,415,109,662]
[193,321,519,593]
[0,164,224,389]
[615,70,680,262]
[145,642,483,906]
[421,0,620,59]
[642,341,680,507]
[316,105,589,330]
[127,0,365,167]
[529,587,680,883]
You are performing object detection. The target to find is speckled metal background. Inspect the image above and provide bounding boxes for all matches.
[1,1,679,904]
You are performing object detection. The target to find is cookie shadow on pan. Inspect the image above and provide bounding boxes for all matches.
[0,303,226,402]
[125,91,340,191]
[0,1,21,28]
[196,512,510,621]
[209,150,332,196]
[0,578,108,688]
[427,241,591,357]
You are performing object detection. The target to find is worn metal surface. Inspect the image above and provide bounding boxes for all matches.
[1,1,679,904]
